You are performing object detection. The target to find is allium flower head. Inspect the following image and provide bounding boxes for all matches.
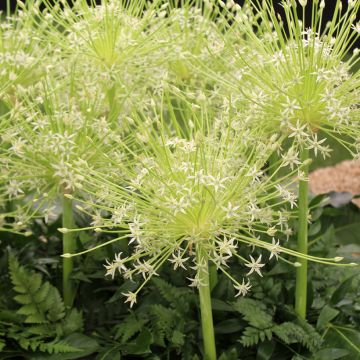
[214,0,360,159]
[42,0,179,116]
[63,99,345,306]
[0,81,126,232]
[0,1,53,104]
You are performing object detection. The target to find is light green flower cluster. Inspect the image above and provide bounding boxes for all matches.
[0,1,358,358]
[0,83,126,232]
[212,0,360,158]
[65,100,305,304]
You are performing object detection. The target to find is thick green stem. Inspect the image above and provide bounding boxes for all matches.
[62,195,76,308]
[198,250,217,360]
[295,148,309,319]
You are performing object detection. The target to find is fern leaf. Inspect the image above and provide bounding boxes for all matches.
[9,256,65,325]
[152,277,191,309]
[171,330,185,347]
[233,298,273,329]
[149,304,179,347]
[45,287,65,322]
[39,340,81,354]
[17,303,40,317]
[14,293,33,305]
[62,309,84,336]
[240,326,272,347]
[33,281,51,304]
[115,313,147,344]
[273,321,322,351]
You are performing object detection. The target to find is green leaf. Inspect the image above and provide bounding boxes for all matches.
[29,333,99,360]
[330,274,358,306]
[309,221,322,236]
[218,348,238,360]
[215,319,243,334]
[122,329,153,355]
[256,340,275,360]
[335,222,360,245]
[324,327,360,360]
[312,348,350,360]
[317,306,339,330]
[171,330,185,346]
[95,347,121,360]
[233,298,273,329]
[211,299,234,312]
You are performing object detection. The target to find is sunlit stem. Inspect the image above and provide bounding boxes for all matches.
[295,147,309,319]
[197,247,217,360]
[62,194,76,308]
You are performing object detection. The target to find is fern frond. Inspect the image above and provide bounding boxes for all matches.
[115,313,147,344]
[9,256,65,325]
[233,298,273,329]
[62,309,84,336]
[273,321,322,351]
[38,339,81,354]
[149,304,180,347]
[240,326,272,347]
[152,277,192,309]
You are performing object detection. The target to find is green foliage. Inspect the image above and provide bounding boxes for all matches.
[233,298,322,352]
[0,199,359,359]
[114,313,147,344]
[9,256,65,324]
[0,255,89,357]
[108,277,194,357]
[273,322,320,352]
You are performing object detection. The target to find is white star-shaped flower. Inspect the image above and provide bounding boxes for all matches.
[268,238,281,260]
[122,291,137,308]
[245,255,265,277]
[234,278,252,297]
[168,251,189,270]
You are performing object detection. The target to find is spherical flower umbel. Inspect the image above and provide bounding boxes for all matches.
[0,82,126,232]
[63,100,347,306]
[213,0,360,159]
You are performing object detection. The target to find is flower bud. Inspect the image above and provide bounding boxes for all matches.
[299,0,307,6]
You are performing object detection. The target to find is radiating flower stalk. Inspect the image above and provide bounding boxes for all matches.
[206,0,360,319]
[60,95,356,359]
[0,0,188,307]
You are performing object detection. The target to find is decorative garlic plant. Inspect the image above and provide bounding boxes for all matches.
[0,0,51,232]
[41,0,174,118]
[0,80,130,306]
[60,97,352,360]
[207,0,360,319]
[0,0,176,307]
[0,0,52,107]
